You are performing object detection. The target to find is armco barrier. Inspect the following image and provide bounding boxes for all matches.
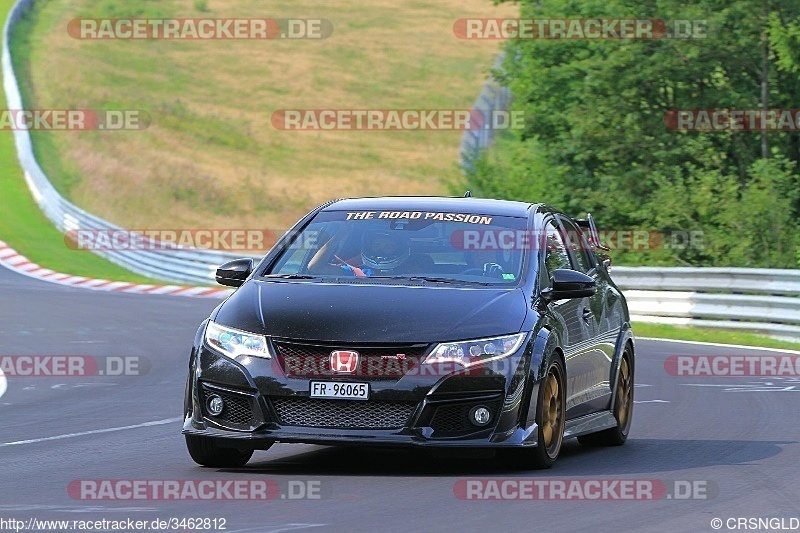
[460,53,510,173]
[611,266,800,296]
[613,267,800,340]
[2,0,258,285]
[2,0,799,341]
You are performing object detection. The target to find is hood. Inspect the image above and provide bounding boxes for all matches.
[212,279,528,343]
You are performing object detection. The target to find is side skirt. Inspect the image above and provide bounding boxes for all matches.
[563,410,616,439]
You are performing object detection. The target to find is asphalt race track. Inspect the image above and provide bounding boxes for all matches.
[1,264,798,533]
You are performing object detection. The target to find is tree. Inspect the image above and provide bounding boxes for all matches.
[469,0,800,267]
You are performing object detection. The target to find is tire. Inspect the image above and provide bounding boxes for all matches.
[578,347,634,447]
[185,435,255,468]
[500,353,566,470]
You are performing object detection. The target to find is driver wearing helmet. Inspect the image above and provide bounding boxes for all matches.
[337,230,410,277]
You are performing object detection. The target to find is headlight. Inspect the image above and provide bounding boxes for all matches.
[424,333,527,368]
[204,321,271,359]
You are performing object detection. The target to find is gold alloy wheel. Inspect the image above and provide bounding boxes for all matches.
[541,366,563,455]
[616,356,632,427]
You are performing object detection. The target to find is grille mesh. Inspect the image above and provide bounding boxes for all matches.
[272,398,416,429]
[274,342,428,359]
[430,401,501,436]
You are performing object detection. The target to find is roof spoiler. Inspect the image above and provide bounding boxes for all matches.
[574,213,610,252]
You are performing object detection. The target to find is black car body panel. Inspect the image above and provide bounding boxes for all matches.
[183,197,634,457]
[213,280,529,343]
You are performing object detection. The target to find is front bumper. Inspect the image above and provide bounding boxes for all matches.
[182,334,543,449]
[182,415,539,449]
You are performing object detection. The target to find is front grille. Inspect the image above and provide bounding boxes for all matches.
[273,341,430,378]
[273,341,429,359]
[201,385,255,427]
[430,401,501,436]
[272,398,417,429]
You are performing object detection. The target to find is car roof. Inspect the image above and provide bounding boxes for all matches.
[323,196,537,218]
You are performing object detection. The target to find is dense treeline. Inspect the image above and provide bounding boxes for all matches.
[467,0,800,267]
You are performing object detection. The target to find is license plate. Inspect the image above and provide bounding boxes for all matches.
[310,381,369,400]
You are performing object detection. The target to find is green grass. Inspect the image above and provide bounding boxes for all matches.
[633,322,800,352]
[2,0,511,284]
[9,0,514,231]
[0,0,165,284]
[0,139,166,284]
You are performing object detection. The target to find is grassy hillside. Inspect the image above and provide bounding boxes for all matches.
[11,0,513,233]
[0,0,164,284]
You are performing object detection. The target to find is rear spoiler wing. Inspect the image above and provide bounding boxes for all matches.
[574,213,610,251]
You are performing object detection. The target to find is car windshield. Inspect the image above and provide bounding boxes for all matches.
[264,209,529,285]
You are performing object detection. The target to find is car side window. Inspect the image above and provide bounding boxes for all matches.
[544,221,571,278]
[559,217,595,274]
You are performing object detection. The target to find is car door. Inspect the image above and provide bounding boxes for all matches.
[557,216,614,415]
[541,219,596,419]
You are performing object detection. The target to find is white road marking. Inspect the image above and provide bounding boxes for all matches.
[51,383,117,389]
[0,369,6,399]
[639,336,800,355]
[634,399,670,403]
[0,417,182,447]
[681,383,798,392]
[727,387,796,392]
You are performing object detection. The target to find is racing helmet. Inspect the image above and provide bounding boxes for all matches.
[361,230,410,270]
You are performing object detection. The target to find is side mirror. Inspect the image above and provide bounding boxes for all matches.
[541,269,596,301]
[215,258,253,287]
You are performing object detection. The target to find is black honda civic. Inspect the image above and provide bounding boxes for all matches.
[183,196,635,469]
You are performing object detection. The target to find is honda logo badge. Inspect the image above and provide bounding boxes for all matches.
[330,350,360,373]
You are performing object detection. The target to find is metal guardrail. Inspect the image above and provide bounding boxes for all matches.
[460,53,510,173]
[612,267,800,340]
[2,0,258,285]
[611,266,800,296]
[2,1,799,342]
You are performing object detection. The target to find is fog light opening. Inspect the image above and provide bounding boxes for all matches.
[207,394,224,416]
[469,406,492,427]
